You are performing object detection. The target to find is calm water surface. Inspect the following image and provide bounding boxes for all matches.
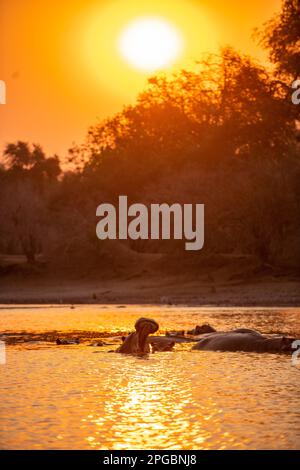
[0,305,299,449]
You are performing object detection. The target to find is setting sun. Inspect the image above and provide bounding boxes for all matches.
[65,0,221,109]
[118,17,184,72]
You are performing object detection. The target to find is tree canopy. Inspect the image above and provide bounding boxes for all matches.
[257,0,300,79]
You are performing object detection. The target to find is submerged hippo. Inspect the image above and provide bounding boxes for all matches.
[192,328,295,353]
[150,337,175,352]
[166,330,185,337]
[116,317,159,354]
[187,324,216,335]
[56,338,80,345]
[119,334,176,353]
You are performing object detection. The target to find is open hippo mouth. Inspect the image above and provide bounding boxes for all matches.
[135,318,159,352]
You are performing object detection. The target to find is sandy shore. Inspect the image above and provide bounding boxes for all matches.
[0,275,299,305]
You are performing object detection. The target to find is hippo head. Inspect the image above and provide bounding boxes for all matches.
[259,335,296,353]
[188,324,216,335]
[280,336,295,352]
[135,318,159,352]
[150,338,175,352]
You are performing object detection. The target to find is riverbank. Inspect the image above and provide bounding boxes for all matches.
[0,275,299,305]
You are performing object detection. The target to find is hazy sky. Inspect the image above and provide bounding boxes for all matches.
[0,0,281,158]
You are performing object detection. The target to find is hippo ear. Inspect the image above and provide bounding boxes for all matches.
[281,337,293,351]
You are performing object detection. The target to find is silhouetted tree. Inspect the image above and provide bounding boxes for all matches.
[3,141,61,182]
[0,180,45,264]
[1,18,300,275]
[69,48,299,267]
[0,142,61,264]
[257,0,300,79]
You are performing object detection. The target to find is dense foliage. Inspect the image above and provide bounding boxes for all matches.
[1,1,299,275]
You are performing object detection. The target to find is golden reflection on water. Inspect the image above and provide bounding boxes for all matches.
[0,306,300,449]
[74,349,300,450]
[80,354,219,450]
[1,305,300,336]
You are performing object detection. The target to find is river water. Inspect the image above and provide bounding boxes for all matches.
[0,305,299,449]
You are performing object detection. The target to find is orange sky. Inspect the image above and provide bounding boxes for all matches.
[0,0,281,158]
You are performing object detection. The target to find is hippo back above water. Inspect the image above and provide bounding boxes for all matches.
[192,328,294,353]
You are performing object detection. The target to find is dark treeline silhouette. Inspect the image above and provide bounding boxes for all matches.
[0,0,299,279]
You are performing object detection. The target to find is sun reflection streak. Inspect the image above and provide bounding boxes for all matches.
[2,307,300,449]
[81,354,226,450]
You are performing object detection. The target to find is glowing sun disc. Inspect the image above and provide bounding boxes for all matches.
[118,17,184,72]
